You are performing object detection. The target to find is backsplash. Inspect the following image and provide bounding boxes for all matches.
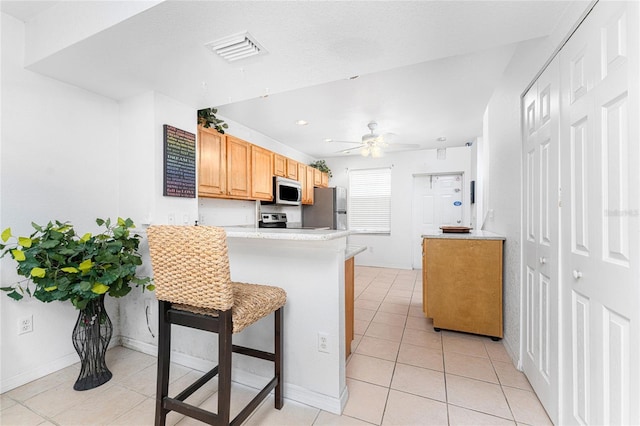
[198,198,301,226]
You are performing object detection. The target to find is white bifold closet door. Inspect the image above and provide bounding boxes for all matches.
[559,1,640,425]
[522,55,560,424]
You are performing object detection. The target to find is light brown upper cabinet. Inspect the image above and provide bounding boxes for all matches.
[304,165,315,205]
[313,168,322,186]
[286,158,298,180]
[252,145,274,201]
[321,172,329,188]
[273,154,286,177]
[198,127,226,197]
[226,135,251,199]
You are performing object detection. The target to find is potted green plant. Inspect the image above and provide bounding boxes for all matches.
[197,107,229,134]
[0,217,153,391]
[308,160,333,178]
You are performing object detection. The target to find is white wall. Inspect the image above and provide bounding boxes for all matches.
[481,2,593,363]
[325,146,471,269]
[0,13,122,392]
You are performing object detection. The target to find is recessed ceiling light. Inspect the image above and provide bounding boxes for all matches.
[348,75,359,80]
[324,138,333,143]
[296,120,308,126]
[437,136,447,142]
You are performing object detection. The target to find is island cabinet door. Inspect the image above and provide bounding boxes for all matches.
[198,126,227,196]
[424,238,503,338]
[345,257,355,358]
[226,135,251,198]
[251,145,273,201]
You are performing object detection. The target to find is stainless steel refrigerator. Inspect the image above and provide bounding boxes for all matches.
[302,187,347,230]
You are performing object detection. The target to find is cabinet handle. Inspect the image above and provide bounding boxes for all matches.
[539,257,547,265]
[572,270,583,279]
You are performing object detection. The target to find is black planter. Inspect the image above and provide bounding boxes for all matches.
[72,295,113,391]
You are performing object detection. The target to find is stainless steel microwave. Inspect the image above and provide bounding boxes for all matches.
[268,176,302,206]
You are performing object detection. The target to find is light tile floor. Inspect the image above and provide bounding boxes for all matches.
[0,266,552,425]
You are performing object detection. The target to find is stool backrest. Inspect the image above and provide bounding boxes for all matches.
[147,225,233,311]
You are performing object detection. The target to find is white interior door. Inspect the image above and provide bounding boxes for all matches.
[560,2,640,424]
[412,174,463,268]
[522,55,560,424]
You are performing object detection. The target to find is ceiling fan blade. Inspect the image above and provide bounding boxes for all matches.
[330,140,364,145]
[334,146,364,154]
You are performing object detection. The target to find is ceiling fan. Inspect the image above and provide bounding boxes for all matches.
[331,122,419,157]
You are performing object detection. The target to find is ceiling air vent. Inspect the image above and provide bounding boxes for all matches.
[206,32,266,62]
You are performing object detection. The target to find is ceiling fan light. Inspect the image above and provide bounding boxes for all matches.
[371,146,383,158]
[360,147,370,157]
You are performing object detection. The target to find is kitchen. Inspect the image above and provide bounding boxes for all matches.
[1,1,639,425]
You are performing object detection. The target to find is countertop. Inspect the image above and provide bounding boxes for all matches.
[345,245,366,260]
[422,230,505,240]
[223,226,350,241]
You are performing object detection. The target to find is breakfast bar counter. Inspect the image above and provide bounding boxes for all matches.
[220,227,353,414]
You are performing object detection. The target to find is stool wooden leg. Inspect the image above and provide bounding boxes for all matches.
[217,310,233,425]
[275,307,283,410]
[155,301,171,426]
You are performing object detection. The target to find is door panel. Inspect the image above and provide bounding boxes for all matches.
[522,55,559,423]
[560,2,640,424]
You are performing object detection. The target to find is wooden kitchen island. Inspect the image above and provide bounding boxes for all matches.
[218,226,355,414]
[422,231,505,340]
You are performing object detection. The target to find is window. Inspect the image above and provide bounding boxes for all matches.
[348,168,391,234]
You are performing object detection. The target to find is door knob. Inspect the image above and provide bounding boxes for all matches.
[572,270,583,279]
[539,257,547,265]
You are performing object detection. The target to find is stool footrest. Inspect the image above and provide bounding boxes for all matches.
[232,344,275,362]
[175,365,219,402]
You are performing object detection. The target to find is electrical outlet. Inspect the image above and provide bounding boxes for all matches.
[318,332,330,353]
[18,315,33,335]
[182,213,189,225]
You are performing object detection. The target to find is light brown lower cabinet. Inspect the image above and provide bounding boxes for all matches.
[422,236,504,339]
[345,257,354,359]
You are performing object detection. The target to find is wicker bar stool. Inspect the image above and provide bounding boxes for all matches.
[146,225,286,426]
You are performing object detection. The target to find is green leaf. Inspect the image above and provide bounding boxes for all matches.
[96,218,105,226]
[61,267,79,273]
[1,228,11,242]
[117,217,126,226]
[80,233,92,242]
[11,249,25,261]
[31,222,43,232]
[6,290,23,301]
[79,281,92,292]
[91,283,109,294]
[18,237,32,248]
[44,286,58,292]
[146,284,156,291]
[78,259,93,272]
[30,267,46,278]
[39,239,60,249]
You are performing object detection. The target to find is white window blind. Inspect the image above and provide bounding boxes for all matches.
[348,168,391,234]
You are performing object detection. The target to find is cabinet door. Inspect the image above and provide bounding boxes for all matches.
[286,158,298,180]
[226,136,251,198]
[251,145,273,201]
[273,154,286,177]
[305,166,315,205]
[321,172,329,187]
[198,126,226,197]
[313,168,322,186]
[345,257,355,359]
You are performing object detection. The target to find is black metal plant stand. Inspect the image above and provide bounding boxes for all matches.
[72,295,113,391]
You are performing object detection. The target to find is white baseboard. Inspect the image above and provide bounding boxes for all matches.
[0,337,122,394]
[120,337,346,414]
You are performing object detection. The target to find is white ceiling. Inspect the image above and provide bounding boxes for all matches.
[2,1,580,158]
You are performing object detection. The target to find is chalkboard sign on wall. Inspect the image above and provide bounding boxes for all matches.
[163,125,196,198]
